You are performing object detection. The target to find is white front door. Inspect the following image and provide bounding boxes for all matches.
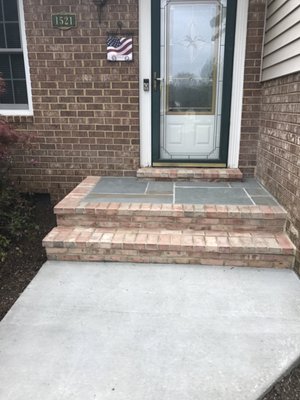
[152,0,237,166]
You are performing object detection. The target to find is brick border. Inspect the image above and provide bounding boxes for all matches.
[136,168,243,181]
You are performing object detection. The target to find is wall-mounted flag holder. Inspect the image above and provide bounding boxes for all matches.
[106,22,134,62]
[106,36,133,62]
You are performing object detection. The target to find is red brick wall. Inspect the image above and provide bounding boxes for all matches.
[256,72,300,272]
[9,0,139,200]
[6,0,268,199]
[239,0,266,177]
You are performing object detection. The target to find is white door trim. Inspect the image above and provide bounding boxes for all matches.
[139,0,249,168]
[139,0,152,167]
[227,0,249,168]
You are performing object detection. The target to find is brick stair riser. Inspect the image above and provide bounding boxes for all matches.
[43,226,295,269]
[56,213,286,233]
[45,176,295,269]
[45,247,294,269]
[138,178,241,182]
[136,168,243,182]
[45,241,293,256]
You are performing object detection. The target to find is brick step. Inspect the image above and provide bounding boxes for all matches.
[43,227,295,269]
[55,203,287,233]
[136,168,243,181]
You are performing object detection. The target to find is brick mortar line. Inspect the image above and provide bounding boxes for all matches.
[45,243,295,255]
[258,149,300,179]
[259,159,300,177]
[43,232,295,254]
[259,130,300,146]
[257,162,300,197]
[54,208,287,219]
[55,197,286,213]
[259,136,300,153]
[43,226,292,236]
[45,257,292,269]
[257,154,299,176]
[258,153,300,176]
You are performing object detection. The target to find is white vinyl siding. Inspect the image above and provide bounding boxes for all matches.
[261,0,300,81]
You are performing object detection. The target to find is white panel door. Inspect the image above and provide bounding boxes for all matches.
[159,0,227,161]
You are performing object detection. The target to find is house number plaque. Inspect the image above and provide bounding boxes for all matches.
[52,13,76,30]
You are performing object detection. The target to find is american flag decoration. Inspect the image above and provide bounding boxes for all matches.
[106,36,133,61]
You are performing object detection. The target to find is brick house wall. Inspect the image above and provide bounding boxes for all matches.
[6,0,267,200]
[238,0,266,177]
[256,72,300,272]
[9,0,139,201]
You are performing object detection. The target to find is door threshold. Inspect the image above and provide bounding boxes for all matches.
[137,167,243,182]
[152,162,227,168]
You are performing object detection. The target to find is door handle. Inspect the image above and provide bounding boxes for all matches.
[153,72,163,91]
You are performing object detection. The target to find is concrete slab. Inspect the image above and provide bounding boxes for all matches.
[0,262,300,400]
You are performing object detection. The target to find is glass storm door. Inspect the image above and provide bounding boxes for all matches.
[151,0,237,166]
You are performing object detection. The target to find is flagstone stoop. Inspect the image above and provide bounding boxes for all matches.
[43,176,296,268]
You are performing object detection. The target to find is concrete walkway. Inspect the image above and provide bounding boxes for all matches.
[0,262,300,400]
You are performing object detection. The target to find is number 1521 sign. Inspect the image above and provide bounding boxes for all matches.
[52,13,76,30]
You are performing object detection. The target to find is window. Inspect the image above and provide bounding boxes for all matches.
[0,0,32,114]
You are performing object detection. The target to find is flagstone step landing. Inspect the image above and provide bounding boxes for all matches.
[43,176,296,269]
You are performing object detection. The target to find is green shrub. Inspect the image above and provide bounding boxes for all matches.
[0,181,36,261]
[0,75,35,261]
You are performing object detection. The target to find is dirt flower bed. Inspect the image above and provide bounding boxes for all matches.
[0,194,55,320]
[262,366,300,400]
[0,193,299,399]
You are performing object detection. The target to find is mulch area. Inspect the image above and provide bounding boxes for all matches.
[0,194,56,320]
[0,194,299,399]
[262,367,300,400]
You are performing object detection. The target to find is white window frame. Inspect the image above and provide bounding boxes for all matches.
[139,0,249,169]
[0,0,33,116]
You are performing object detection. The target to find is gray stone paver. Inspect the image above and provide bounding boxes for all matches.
[175,187,253,205]
[245,188,270,196]
[229,179,262,188]
[175,182,230,188]
[82,178,279,206]
[146,181,174,194]
[90,177,148,194]
[0,261,300,400]
[252,196,279,206]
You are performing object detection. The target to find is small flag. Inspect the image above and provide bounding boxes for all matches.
[107,36,133,61]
